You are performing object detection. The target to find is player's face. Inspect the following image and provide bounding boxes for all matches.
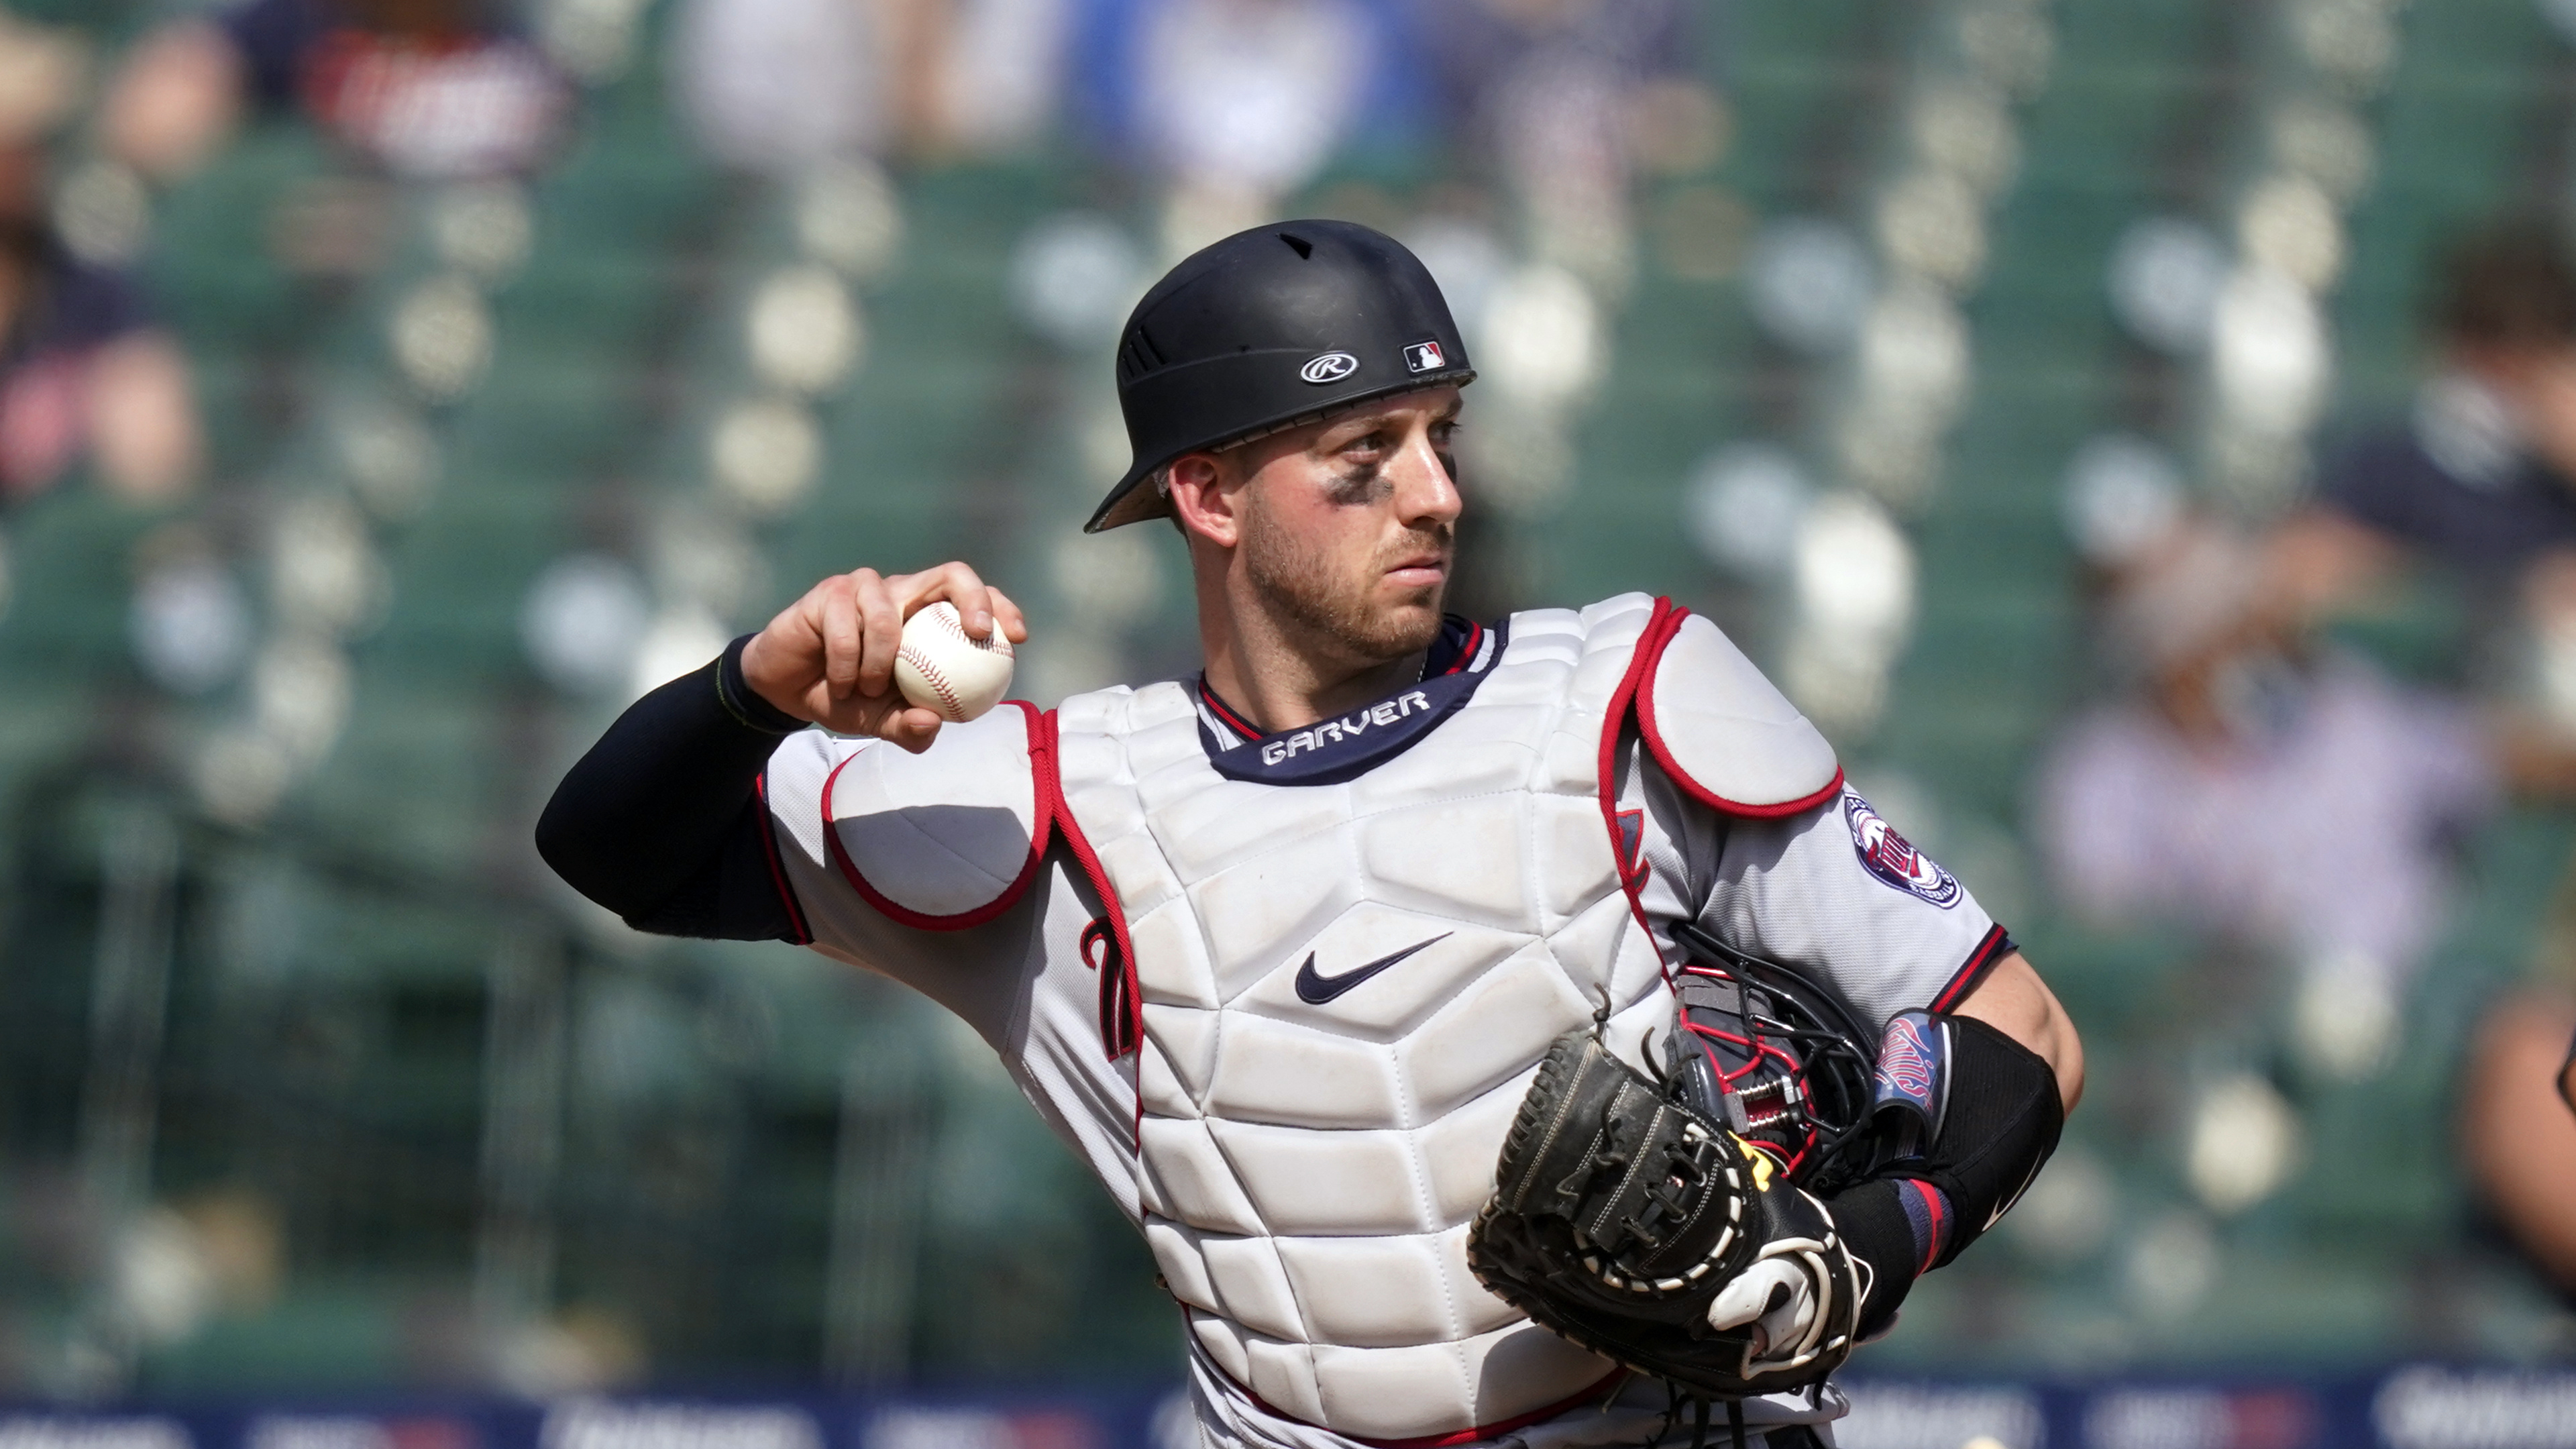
[1234,387,1464,664]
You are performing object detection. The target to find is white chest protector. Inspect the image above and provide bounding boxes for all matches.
[812,594,1842,1444]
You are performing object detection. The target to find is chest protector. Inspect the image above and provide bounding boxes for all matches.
[820,594,1841,1443]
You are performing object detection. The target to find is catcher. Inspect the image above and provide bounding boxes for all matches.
[538,222,2083,1448]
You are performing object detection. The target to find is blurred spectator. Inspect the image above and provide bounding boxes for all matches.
[2038,519,2499,1004]
[1414,0,1697,283]
[0,25,198,504]
[672,0,885,172]
[1058,0,1426,250]
[1132,0,1369,205]
[673,0,1071,172]
[924,0,1073,157]
[2259,217,2576,1301]
[2273,220,2576,629]
[2045,510,2576,1283]
[105,0,568,182]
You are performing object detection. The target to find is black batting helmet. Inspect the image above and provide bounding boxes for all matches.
[1085,219,1477,533]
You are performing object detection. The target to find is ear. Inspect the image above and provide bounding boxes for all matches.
[1166,453,1242,549]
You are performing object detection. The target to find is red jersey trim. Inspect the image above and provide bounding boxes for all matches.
[818,701,1053,932]
[1930,923,2015,1014]
[1439,619,1485,676]
[1195,680,1263,741]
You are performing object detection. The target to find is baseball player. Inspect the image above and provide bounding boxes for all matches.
[539,221,2082,1449]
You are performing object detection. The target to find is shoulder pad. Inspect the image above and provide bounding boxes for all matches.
[821,701,1052,928]
[1578,592,1660,633]
[1638,612,1842,816]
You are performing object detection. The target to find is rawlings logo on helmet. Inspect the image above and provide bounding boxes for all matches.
[1299,351,1359,384]
[1843,792,1962,908]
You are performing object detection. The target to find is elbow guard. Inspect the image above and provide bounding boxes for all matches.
[1876,1010,2065,1269]
[1829,1012,2064,1334]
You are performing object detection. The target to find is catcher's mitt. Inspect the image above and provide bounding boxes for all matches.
[1466,1026,1866,1400]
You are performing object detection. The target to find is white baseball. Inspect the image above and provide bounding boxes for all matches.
[893,601,1016,722]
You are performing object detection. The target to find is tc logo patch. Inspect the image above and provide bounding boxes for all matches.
[1299,351,1359,384]
[1843,792,1962,908]
[1403,340,1446,373]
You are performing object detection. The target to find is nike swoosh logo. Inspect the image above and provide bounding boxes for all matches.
[1293,933,1452,1005]
[1985,1156,2047,1232]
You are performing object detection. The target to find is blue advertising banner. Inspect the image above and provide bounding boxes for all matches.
[5,1368,2575,1449]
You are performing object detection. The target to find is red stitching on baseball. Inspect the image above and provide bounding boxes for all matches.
[900,645,966,720]
[926,602,1010,657]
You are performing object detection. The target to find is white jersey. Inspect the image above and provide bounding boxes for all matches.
[760,594,2007,1449]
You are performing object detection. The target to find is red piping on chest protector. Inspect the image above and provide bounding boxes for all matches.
[819,700,1055,931]
[1037,710,1146,1065]
[1599,598,1685,991]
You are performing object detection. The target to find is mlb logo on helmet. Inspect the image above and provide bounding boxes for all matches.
[1403,340,1446,373]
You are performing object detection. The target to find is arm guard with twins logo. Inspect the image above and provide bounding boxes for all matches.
[1867,1010,2064,1267]
[1825,1008,2067,1335]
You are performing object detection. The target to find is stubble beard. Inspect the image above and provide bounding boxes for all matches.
[1240,499,1450,667]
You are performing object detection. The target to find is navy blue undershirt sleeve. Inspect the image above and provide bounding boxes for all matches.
[535,636,808,942]
[2316,428,2576,572]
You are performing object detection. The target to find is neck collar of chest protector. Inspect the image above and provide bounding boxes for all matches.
[1193,616,1503,786]
[1087,219,1476,533]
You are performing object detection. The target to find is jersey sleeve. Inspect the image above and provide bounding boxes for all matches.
[1634,749,2010,1031]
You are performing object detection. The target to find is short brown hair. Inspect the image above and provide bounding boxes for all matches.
[2436,218,2576,348]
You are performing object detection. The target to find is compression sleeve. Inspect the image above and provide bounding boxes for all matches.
[535,637,810,942]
